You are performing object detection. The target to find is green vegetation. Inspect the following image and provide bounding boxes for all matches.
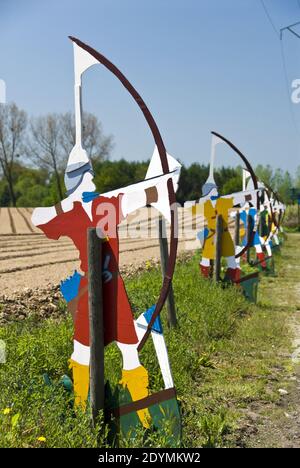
[0,236,295,448]
[283,204,299,230]
[1,158,299,208]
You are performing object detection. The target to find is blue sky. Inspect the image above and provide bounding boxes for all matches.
[0,0,300,173]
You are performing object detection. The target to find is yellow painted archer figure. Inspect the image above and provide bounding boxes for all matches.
[198,181,243,281]
[203,196,235,260]
[186,134,261,282]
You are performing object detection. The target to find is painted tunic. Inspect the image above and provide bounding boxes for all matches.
[240,208,260,247]
[38,195,138,347]
[202,197,235,259]
[259,209,270,239]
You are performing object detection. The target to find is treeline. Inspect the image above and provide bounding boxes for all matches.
[1,159,298,207]
[0,103,299,207]
[0,103,113,206]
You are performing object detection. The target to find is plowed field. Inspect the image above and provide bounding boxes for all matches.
[0,207,204,295]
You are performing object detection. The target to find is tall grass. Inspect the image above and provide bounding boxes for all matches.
[283,204,299,229]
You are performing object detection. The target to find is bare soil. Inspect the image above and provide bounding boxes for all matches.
[0,207,204,295]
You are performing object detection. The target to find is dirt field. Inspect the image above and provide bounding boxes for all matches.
[0,206,207,295]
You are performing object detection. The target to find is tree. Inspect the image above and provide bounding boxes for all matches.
[28,113,64,200]
[94,159,139,193]
[59,111,113,164]
[0,102,27,206]
[28,112,113,201]
[15,167,49,207]
[294,165,300,189]
[272,169,293,204]
[176,163,209,204]
[221,174,242,195]
[255,164,274,188]
[0,179,10,206]
[215,166,242,195]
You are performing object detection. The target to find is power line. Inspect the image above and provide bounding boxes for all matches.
[280,21,300,40]
[280,21,300,139]
[260,1,300,145]
[280,39,300,137]
[260,0,280,38]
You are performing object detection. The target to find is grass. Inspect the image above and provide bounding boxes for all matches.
[0,235,294,448]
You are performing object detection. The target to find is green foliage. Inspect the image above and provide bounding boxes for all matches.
[0,180,10,205]
[15,168,49,207]
[0,317,108,447]
[94,159,148,194]
[294,166,300,189]
[221,174,242,196]
[197,408,233,448]
[255,164,274,187]
[176,163,208,202]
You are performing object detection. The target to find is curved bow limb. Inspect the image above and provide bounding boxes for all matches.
[210,131,260,259]
[68,37,179,351]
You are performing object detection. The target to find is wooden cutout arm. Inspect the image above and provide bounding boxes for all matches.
[121,186,158,218]
[31,206,57,227]
[222,189,261,206]
[184,192,211,208]
[31,197,74,226]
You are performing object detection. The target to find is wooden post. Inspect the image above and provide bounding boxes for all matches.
[87,227,104,426]
[158,217,177,327]
[246,213,252,264]
[234,211,240,248]
[258,212,263,238]
[215,215,222,282]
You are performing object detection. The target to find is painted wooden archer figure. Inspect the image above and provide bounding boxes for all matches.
[260,189,285,253]
[234,170,267,268]
[31,39,181,430]
[186,134,260,282]
[240,171,284,267]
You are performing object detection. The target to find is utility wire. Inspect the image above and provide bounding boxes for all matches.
[260,0,280,38]
[280,39,300,136]
[260,0,300,145]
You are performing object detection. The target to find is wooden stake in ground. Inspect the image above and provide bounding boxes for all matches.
[87,227,104,425]
[158,217,177,327]
[215,214,223,282]
[246,213,252,264]
[234,211,240,248]
[258,211,263,238]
